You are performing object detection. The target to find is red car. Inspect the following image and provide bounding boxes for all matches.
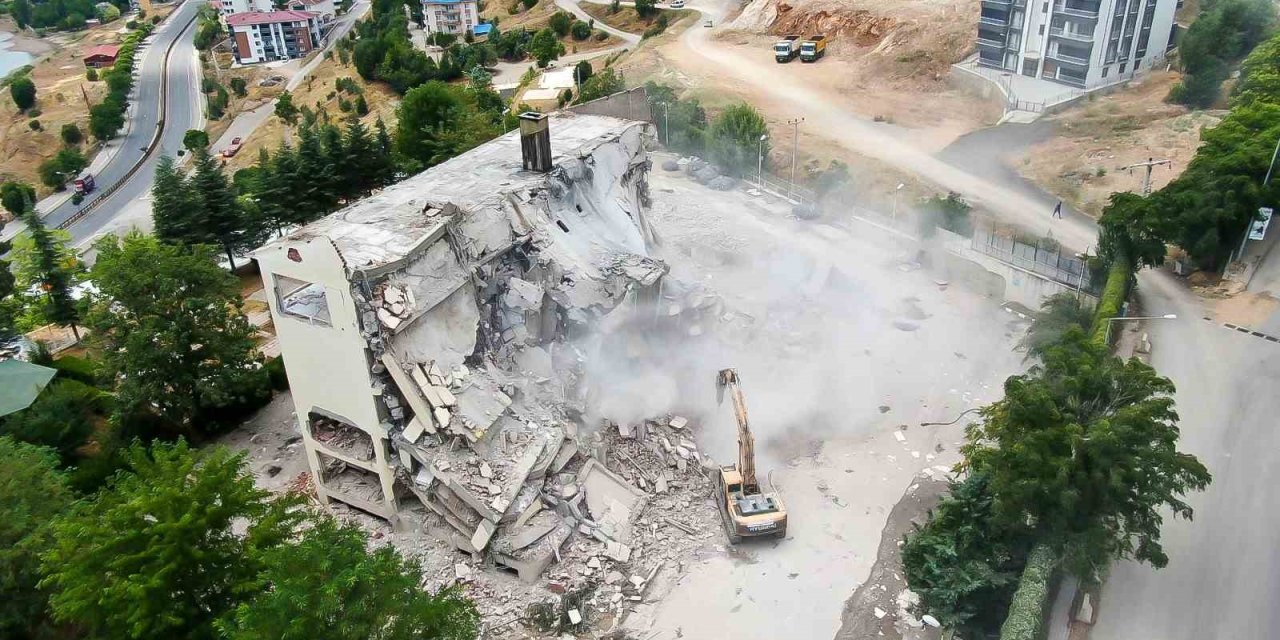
[221,137,243,158]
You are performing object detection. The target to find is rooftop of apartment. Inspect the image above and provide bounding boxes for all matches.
[225,9,318,26]
[264,112,648,272]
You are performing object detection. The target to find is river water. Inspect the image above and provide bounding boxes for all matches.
[0,32,35,79]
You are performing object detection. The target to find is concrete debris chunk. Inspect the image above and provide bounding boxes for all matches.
[604,540,632,562]
[568,609,582,625]
[893,430,907,443]
[587,557,601,569]
[874,607,887,619]
[509,521,558,550]
[604,570,625,585]
[668,416,688,430]
[479,462,493,479]
[455,563,473,581]
[376,307,402,329]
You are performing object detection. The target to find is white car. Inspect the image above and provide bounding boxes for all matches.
[669,0,685,7]
[704,18,713,27]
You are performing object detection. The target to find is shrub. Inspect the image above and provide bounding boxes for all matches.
[265,356,289,390]
[230,76,247,97]
[1092,258,1131,344]
[549,11,572,37]
[28,119,41,130]
[53,355,100,386]
[71,192,84,205]
[521,0,536,9]
[998,544,1058,640]
[571,20,591,40]
[85,68,98,81]
[10,75,36,111]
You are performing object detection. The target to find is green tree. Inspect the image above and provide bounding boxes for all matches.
[574,60,593,85]
[903,472,1032,635]
[0,182,36,218]
[230,76,248,97]
[275,90,300,124]
[1,379,100,463]
[575,67,623,103]
[343,116,378,196]
[708,103,768,176]
[635,0,656,17]
[184,128,211,151]
[571,19,591,40]
[395,81,495,169]
[18,206,81,338]
[9,75,36,111]
[85,233,267,432]
[41,441,304,640]
[355,93,370,115]
[150,155,201,244]
[0,437,73,640]
[1018,292,1094,361]
[529,28,564,68]
[549,10,572,37]
[60,122,83,145]
[11,0,32,28]
[89,98,126,140]
[189,149,264,268]
[644,82,707,153]
[373,117,397,185]
[962,328,1211,576]
[220,519,480,640]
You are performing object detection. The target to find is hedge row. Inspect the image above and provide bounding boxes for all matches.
[999,542,1059,640]
[1091,257,1132,344]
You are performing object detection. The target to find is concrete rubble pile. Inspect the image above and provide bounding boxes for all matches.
[255,113,730,631]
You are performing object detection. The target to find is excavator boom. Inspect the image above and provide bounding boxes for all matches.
[716,368,757,489]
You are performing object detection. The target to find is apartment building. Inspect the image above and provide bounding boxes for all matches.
[976,0,1178,89]
[216,0,272,20]
[228,10,322,64]
[422,0,479,36]
[286,0,337,23]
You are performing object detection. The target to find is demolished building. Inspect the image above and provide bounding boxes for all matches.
[253,111,684,580]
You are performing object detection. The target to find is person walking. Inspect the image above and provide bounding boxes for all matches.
[1052,200,1063,219]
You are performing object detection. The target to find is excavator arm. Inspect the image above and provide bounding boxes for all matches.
[716,368,758,490]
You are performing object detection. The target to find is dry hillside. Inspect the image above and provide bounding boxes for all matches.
[730,0,979,85]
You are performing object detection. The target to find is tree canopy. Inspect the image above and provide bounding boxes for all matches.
[41,441,304,640]
[85,233,267,434]
[220,519,480,640]
[0,437,74,640]
[708,103,769,177]
[962,328,1210,574]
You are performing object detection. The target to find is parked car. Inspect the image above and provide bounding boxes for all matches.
[222,137,244,158]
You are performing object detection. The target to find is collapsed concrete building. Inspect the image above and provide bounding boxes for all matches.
[253,111,686,580]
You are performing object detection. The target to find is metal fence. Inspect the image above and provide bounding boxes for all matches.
[971,224,1093,292]
[754,173,815,203]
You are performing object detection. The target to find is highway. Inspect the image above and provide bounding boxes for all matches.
[47,0,204,245]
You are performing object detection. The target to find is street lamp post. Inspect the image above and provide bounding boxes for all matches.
[661,102,670,147]
[757,134,768,189]
[1103,313,1177,344]
[891,183,904,222]
[786,117,803,198]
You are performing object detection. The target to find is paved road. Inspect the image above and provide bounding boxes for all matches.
[1089,269,1280,640]
[46,0,203,245]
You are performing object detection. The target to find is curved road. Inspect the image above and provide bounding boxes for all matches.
[50,0,203,245]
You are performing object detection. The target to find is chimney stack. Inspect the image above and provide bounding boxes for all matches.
[518,112,552,173]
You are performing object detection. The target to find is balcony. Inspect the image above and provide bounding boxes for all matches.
[1054,2,1099,18]
[1047,50,1090,66]
[977,36,1007,48]
[1049,27,1093,42]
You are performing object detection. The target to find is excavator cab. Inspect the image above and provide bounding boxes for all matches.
[715,369,788,543]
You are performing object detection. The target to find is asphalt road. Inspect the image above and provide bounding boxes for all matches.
[1085,269,1280,640]
[52,0,204,245]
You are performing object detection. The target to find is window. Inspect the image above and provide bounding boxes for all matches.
[1042,1,1048,11]
[1039,24,1045,35]
[274,274,332,325]
[1102,65,1109,77]
[1119,62,1127,73]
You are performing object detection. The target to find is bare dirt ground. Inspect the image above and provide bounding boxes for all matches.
[0,19,125,195]
[224,54,400,172]
[1013,71,1220,218]
[483,0,624,55]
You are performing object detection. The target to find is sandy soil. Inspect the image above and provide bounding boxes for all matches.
[615,158,1025,640]
[0,21,128,194]
[1014,71,1221,218]
[224,54,401,172]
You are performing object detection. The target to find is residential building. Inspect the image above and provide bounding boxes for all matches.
[227,10,322,64]
[976,0,1178,89]
[251,111,660,569]
[216,0,273,20]
[422,0,479,36]
[286,0,337,24]
[82,44,120,68]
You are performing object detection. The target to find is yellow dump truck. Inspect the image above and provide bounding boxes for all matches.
[800,34,827,62]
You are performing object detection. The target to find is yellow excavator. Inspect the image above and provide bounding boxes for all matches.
[715,368,788,543]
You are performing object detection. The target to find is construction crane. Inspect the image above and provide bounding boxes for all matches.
[714,368,788,543]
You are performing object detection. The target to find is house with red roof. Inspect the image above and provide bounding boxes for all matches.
[82,44,121,69]
[226,10,322,65]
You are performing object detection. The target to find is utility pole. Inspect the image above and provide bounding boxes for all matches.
[1118,156,1171,195]
[661,102,670,147]
[787,117,803,198]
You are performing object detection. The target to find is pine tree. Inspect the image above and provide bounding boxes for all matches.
[295,123,337,215]
[19,204,80,339]
[343,117,377,197]
[266,145,307,228]
[190,149,260,269]
[151,155,199,244]
[373,117,396,186]
[318,122,348,202]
